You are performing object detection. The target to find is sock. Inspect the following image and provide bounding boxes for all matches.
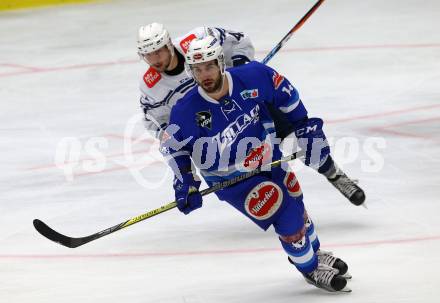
[280,234,318,274]
[305,216,320,252]
[317,156,339,179]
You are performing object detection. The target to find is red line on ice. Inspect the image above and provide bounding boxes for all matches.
[368,116,440,140]
[2,235,440,260]
[325,104,440,124]
[1,43,439,78]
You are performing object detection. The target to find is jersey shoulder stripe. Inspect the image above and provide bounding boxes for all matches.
[142,78,196,110]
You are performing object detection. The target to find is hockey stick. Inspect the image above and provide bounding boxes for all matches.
[33,150,303,248]
[261,0,326,64]
[33,1,322,248]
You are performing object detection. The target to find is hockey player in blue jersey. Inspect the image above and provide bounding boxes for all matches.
[137,22,365,206]
[160,36,352,292]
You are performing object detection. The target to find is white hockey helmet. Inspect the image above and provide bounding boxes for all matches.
[184,36,225,74]
[137,22,174,56]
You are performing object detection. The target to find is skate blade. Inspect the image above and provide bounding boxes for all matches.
[304,279,352,293]
[339,286,352,293]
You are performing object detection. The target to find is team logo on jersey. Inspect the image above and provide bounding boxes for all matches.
[240,89,259,100]
[179,34,197,53]
[242,143,272,170]
[143,67,161,88]
[220,98,242,118]
[272,71,285,89]
[196,111,212,129]
[245,181,283,220]
[283,171,302,197]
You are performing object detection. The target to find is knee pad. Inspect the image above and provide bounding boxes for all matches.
[279,226,306,243]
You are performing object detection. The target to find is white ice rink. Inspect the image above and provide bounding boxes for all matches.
[1,0,440,302]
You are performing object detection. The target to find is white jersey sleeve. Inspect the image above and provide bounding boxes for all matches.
[139,66,196,138]
[174,26,255,68]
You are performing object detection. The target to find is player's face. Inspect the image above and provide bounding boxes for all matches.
[191,60,223,93]
[143,46,171,72]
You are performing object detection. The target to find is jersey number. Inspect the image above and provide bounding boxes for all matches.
[282,84,294,97]
[226,30,244,41]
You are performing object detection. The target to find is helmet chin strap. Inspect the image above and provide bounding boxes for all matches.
[209,59,226,95]
[216,73,226,94]
[165,44,176,70]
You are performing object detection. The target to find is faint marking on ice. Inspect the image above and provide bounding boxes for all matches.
[2,235,440,259]
[369,117,440,141]
[2,43,440,78]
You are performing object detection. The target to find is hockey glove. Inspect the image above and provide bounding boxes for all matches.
[295,117,330,169]
[173,174,203,215]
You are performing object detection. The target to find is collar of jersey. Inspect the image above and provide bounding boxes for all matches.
[197,71,233,104]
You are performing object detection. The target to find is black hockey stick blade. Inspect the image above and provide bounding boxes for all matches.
[33,219,95,248]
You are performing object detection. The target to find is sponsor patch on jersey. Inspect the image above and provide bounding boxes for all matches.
[242,143,272,170]
[179,34,197,53]
[272,71,285,89]
[283,171,302,197]
[196,111,212,129]
[240,89,259,100]
[245,181,283,220]
[143,67,161,88]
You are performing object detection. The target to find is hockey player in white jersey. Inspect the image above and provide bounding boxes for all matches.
[136,22,366,206]
[137,23,254,138]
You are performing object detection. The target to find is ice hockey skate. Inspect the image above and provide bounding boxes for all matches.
[303,264,351,292]
[316,250,351,279]
[327,170,365,206]
[289,250,351,279]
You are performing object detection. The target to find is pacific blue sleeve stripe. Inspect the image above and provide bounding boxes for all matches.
[263,122,275,129]
[201,169,245,183]
[279,99,301,113]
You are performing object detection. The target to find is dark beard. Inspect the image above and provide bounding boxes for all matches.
[202,75,223,93]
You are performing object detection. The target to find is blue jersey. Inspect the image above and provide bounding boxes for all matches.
[162,61,308,185]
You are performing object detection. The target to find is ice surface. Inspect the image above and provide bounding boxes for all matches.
[1,0,439,302]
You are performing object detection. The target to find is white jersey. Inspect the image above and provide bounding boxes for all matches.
[139,26,255,138]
